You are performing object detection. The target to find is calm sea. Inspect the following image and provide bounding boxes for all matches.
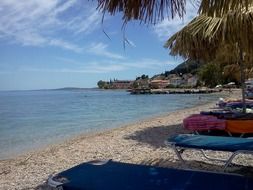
[0,89,221,159]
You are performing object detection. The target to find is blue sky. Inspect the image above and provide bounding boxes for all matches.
[0,1,197,90]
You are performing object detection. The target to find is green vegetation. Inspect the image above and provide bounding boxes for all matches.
[136,74,149,80]
[166,59,202,75]
[198,62,223,88]
[133,75,150,89]
[98,58,253,89]
[97,80,110,89]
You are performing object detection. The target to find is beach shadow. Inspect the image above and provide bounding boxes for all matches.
[232,166,253,177]
[124,124,188,148]
[139,157,218,169]
[36,185,53,190]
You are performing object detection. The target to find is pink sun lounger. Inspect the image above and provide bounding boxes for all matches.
[183,114,226,131]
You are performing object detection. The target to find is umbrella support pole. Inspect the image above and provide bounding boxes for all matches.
[239,49,246,113]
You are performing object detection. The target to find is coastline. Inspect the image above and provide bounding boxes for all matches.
[0,91,226,161]
[1,90,252,189]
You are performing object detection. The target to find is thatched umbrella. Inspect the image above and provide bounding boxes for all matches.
[96,0,253,24]
[165,8,253,112]
[96,0,186,24]
[199,0,253,16]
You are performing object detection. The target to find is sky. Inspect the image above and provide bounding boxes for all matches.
[0,0,198,90]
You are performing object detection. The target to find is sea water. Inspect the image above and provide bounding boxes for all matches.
[0,89,221,159]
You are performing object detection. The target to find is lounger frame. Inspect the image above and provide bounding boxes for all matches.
[47,175,64,189]
[165,141,253,171]
[193,129,245,138]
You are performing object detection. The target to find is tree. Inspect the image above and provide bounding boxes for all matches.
[198,62,223,87]
[97,80,109,89]
[141,74,149,79]
[132,81,139,89]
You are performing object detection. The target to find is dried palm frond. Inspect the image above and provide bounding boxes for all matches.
[223,64,241,82]
[214,44,253,65]
[199,0,253,17]
[96,0,253,24]
[96,0,186,24]
[164,15,221,60]
[165,8,253,61]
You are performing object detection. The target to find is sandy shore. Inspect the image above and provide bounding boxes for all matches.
[1,90,253,190]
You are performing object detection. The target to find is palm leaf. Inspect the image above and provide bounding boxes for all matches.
[96,0,186,24]
[96,0,253,24]
[165,8,253,61]
[199,0,253,16]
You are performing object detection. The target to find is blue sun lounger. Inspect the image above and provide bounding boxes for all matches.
[47,160,253,190]
[166,134,253,170]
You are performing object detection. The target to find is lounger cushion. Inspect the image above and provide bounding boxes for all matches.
[183,114,226,131]
[168,134,253,152]
[226,120,253,133]
[50,160,253,190]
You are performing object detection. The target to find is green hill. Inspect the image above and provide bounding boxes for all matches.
[167,59,202,75]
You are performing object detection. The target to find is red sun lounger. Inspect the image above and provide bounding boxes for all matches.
[183,114,226,131]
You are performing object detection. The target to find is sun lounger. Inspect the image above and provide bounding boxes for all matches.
[226,120,253,136]
[183,114,253,137]
[47,160,253,190]
[166,134,253,170]
[183,114,226,132]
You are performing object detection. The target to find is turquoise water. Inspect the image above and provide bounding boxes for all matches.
[0,89,220,159]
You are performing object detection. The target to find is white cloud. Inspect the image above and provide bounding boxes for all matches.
[18,56,177,74]
[20,63,126,74]
[118,58,178,70]
[87,42,125,60]
[153,2,198,40]
[54,56,83,65]
[49,39,82,53]
[53,0,77,15]
[73,11,101,35]
[14,31,47,46]
[0,0,102,52]
[82,64,126,73]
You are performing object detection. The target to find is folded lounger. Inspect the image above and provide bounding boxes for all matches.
[47,160,253,190]
[183,114,253,137]
[166,134,253,170]
[226,120,253,136]
[183,114,226,132]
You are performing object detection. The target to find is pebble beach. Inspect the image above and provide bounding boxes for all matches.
[0,90,253,190]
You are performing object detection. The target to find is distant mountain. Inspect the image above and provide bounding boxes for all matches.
[150,59,203,80]
[97,59,204,89]
[167,59,203,75]
[54,87,97,90]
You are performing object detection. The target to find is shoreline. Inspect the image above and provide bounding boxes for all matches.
[1,90,251,189]
[1,91,224,161]
[0,91,225,161]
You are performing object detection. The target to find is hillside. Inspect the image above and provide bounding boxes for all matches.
[167,59,202,75]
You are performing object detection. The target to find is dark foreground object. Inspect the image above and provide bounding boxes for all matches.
[47,160,253,190]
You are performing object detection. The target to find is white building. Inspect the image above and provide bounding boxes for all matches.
[169,77,183,86]
[187,76,198,87]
